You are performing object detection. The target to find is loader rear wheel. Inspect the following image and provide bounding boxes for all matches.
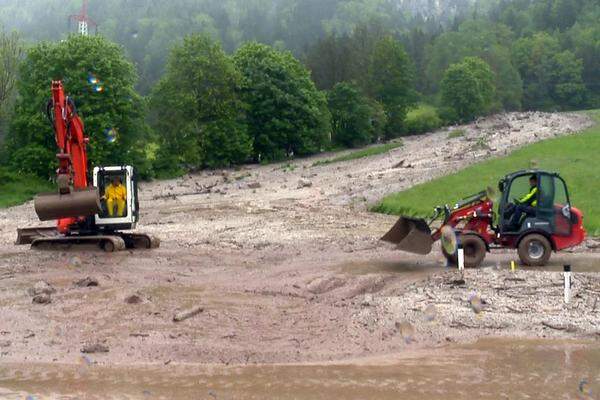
[518,234,551,266]
[442,234,487,268]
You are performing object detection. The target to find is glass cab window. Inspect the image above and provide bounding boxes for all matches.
[537,174,573,234]
[98,171,128,218]
[507,175,535,206]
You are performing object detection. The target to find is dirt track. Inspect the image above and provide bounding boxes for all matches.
[0,111,599,367]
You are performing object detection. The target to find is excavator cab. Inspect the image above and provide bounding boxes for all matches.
[93,165,139,230]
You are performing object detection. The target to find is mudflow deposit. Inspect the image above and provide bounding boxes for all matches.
[0,111,599,369]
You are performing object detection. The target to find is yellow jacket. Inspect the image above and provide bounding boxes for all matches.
[105,183,127,201]
[519,186,538,207]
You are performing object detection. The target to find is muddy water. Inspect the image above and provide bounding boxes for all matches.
[343,252,600,275]
[1,338,598,399]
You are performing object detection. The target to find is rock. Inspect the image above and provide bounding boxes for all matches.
[173,306,204,322]
[392,160,405,168]
[423,304,437,322]
[125,294,143,304]
[24,331,35,339]
[32,294,52,304]
[396,321,415,343]
[297,179,312,189]
[247,182,261,189]
[469,294,484,314]
[74,277,99,287]
[81,343,109,354]
[306,276,345,294]
[28,281,56,296]
[0,340,11,348]
[68,256,83,268]
[586,240,600,249]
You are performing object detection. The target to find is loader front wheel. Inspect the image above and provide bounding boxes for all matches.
[443,234,487,268]
[518,234,551,266]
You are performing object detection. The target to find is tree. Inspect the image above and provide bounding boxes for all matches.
[234,42,331,161]
[368,36,416,138]
[566,5,600,107]
[441,57,496,123]
[425,20,522,110]
[5,35,150,178]
[0,29,23,145]
[150,34,251,175]
[328,82,386,147]
[513,32,586,110]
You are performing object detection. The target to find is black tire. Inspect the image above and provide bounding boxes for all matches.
[518,234,552,266]
[442,234,487,268]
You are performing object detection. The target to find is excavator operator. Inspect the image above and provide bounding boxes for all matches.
[508,174,538,230]
[103,177,127,217]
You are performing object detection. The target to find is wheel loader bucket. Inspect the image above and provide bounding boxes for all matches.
[381,216,434,255]
[34,188,101,221]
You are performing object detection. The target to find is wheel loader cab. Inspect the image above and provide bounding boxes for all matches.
[93,166,139,230]
[498,170,573,236]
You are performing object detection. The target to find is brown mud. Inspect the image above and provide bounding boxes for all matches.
[0,112,599,397]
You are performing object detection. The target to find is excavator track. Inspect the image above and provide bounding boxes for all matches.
[16,227,159,252]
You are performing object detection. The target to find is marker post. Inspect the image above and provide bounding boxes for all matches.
[457,243,465,271]
[564,265,572,304]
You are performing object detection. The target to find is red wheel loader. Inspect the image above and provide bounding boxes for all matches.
[382,170,585,267]
[16,81,159,252]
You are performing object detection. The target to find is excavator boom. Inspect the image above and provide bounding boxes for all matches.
[33,81,100,227]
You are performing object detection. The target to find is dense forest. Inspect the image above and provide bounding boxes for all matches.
[0,0,598,179]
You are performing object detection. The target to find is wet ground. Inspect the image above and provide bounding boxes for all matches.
[0,112,598,398]
[1,338,598,399]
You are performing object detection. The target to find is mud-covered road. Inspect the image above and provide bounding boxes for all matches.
[1,111,599,371]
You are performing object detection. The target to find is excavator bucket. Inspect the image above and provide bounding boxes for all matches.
[34,188,101,221]
[381,216,434,255]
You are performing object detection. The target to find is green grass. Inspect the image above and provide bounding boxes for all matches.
[373,110,600,235]
[448,129,466,139]
[313,141,403,167]
[0,170,54,208]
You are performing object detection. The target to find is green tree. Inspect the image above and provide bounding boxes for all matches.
[150,34,251,175]
[513,32,586,109]
[368,36,416,138]
[0,29,23,146]
[234,42,331,161]
[327,82,386,147]
[425,20,522,110]
[441,56,496,123]
[5,35,150,178]
[566,5,600,107]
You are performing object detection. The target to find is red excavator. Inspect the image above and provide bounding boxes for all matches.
[16,81,159,252]
[382,170,585,267]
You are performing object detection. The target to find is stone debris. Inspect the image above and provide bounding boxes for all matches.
[173,306,204,322]
[28,281,55,296]
[125,294,143,304]
[297,179,313,189]
[247,182,262,189]
[74,277,99,287]
[32,294,51,304]
[81,343,109,354]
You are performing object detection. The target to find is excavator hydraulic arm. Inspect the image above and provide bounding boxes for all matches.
[33,81,100,229]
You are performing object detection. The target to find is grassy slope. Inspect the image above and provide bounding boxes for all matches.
[373,110,600,235]
[0,170,53,208]
[313,142,403,166]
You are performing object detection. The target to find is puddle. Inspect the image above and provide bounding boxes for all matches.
[1,338,598,399]
[341,260,442,276]
[343,252,600,276]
